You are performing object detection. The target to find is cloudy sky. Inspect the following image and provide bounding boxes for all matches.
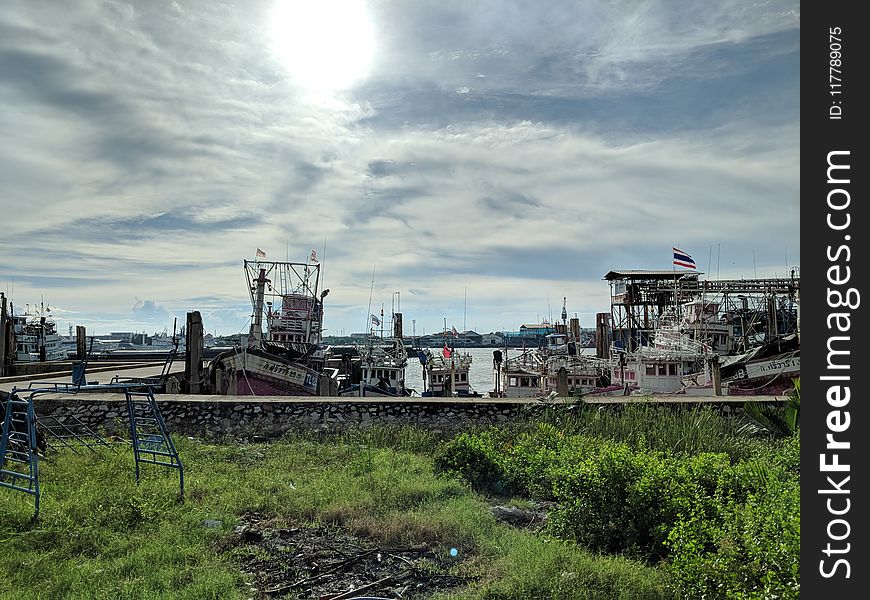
[0,0,799,336]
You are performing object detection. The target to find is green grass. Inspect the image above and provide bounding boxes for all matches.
[434,416,800,598]
[525,403,780,460]
[0,430,673,599]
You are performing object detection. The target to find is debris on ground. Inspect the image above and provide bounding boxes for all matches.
[489,501,555,529]
[222,513,472,599]
[489,505,545,528]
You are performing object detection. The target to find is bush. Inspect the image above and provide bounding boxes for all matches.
[433,430,516,495]
[666,478,799,598]
[436,421,800,598]
[548,444,738,562]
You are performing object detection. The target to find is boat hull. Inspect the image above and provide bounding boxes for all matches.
[209,347,322,396]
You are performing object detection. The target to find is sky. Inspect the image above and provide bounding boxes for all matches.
[0,0,800,337]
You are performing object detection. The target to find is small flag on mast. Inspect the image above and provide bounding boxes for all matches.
[451,326,459,337]
[371,314,381,326]
[256,248,266,259]
[442,345,452,358]
[309,249,318,263]
[673,247,696,270]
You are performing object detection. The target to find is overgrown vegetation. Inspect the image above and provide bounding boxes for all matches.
[1,429,671,600]
[434,403,800,598]
[1,398,799,599]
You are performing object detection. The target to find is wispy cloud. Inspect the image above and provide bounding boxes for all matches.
[0,0,799,334]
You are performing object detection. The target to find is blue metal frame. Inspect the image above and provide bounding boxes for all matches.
[0,380,184,519]
[125,388,184,496]
[0,392,40,518]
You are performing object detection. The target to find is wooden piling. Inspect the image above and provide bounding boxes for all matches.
[595,312,610,359]
[556,366,569,396]
[184,311,203,394]
[76,325,87,359]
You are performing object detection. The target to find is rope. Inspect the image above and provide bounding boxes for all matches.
[232,345,257,396]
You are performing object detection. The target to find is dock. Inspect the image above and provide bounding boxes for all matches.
[0,362,184,393]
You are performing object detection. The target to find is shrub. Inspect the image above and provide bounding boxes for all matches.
[433,430,515,495]
[549,444,735,561]
[666,478,799,598]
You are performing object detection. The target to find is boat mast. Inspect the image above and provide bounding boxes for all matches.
[249,267,269,348]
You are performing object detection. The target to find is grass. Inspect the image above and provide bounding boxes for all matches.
[525,403,778,460]
[0,429,674,600]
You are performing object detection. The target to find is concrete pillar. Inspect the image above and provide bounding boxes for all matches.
[184,311,203,394]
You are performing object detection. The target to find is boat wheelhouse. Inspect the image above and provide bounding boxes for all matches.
[337,336,410,397]
[419,348,478,397]
[496,347,544,398]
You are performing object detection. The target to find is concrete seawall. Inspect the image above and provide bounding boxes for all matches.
[33,394,779,439]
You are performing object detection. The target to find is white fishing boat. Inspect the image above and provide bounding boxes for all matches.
[10,303,66,362]
[419,346,479,397]
[494,347,544,398]
[337,336,410,397]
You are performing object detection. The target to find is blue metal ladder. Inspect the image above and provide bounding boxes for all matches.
[125,388,184,496]
[0,392,40,517]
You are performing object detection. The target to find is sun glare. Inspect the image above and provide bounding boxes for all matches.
[271,0,375,92]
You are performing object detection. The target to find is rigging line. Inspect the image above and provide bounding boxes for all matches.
[321,234,327,293]
[233,345,257,396]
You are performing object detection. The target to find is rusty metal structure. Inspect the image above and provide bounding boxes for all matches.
[604,269,800,353]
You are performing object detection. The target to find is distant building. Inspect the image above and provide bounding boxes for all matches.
[456,330,482,346]
[502,323,556,347]
[480,333,503,346]
[519,324,556,336]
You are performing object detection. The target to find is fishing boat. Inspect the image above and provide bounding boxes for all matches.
[493,347,544,398]
[10,303,66,362]
[714,334,800,395]
[498,299,613,398]
[419,346,479,397]
[336,336,410,397]
[206,257,339,396]
[542,335,612,395]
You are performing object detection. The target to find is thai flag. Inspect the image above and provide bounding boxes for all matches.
[371,314,381,326]
[309,249,318,263]
[451,326,459,337]
[255,248,266,259]
[673,247,696,270]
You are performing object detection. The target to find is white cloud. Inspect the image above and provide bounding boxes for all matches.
[0,0,799,334]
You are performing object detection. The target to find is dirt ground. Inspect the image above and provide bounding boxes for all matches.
[221,512,473,600]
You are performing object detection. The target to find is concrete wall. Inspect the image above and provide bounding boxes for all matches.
[35,398,529,439]
[33,395,774,441]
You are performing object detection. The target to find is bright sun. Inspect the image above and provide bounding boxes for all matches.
[271,0,375,92]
